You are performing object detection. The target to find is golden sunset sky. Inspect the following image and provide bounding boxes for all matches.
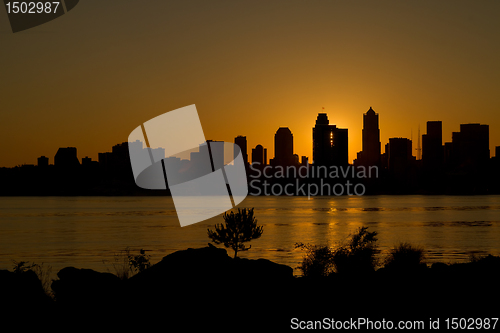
[1,0,499,167]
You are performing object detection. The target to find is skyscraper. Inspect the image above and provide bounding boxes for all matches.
[422,121,443,170]
[357,107,381,167]
[313,113,348,166]
[251,144,267,165]
[387,138,413,178]
[271,127,295,166]
[234,135,248,165]
[445,123,489,170]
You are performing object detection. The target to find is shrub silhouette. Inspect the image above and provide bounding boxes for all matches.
[208,208,263,258]
[331,227,379,274]
[295,243,335,277]
[384,242,425,271]
[104,247,151,279]
[128,249,151,273]
[11,260,53,298]
[296,226,379,277]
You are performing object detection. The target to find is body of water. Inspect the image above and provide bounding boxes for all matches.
[1,195,499,276]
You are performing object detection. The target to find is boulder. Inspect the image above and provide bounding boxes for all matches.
[51,267,123,308]
[0,269,52,310]
[124,245,294,329]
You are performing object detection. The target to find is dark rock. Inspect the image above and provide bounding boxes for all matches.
[0,269,52,308]
[430,261,449,272]
[127,245,293,289]
[128,244,232,285]
[51,267,123,308]
[124,245,294,330]
[232,257,294,281]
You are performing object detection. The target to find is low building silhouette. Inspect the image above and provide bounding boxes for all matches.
[37,156,49,168]
[54,147,79,168]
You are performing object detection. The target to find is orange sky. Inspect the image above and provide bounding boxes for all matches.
[1,0,500,167]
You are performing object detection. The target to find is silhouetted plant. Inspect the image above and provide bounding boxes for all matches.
[383,242,425,271]
[295,243,335,277]
[128,249,151,273]
[207,208,263,258]
[296,227,379,277]
[104,247,151,279]
[104,247,132,280]
[12,260,37,273]
[11,260,53,298]
[332,227,379,274]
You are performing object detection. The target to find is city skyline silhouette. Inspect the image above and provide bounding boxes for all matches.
[4,106,497,166]
[2,106,499,196]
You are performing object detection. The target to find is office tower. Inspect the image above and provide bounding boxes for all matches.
[207,140,225,170]
[112,142,132,166]
[445,123,489,170]
[357,107,381,167]
[422,121,443,170]
[271,127,295,167]
[387,138,413,177]
[252,144,267,165]
[54,147,80,168]
[37,156,49,168]
[190,140,225,171]
[151,147,166,162]
[98,152,113,167]
[313,113,348,166]
[234,136,248,165]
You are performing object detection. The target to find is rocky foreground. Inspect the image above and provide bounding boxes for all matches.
[2,246,500,330]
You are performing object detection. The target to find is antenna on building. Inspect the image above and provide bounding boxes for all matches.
[416,124,422,160]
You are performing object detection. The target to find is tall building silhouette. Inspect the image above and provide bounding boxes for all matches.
[207,140,225,169]
[387,138,413,177]
[251,144,267,165]
[234,135,248,165]
[271,127,295,166]
[313,113,348,166]
[445,123,489,170]
[422,121,443,170]
[356,107,381,167]
[54,147,80,168]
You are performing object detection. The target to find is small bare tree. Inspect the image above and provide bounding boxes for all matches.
[207,208,263,258]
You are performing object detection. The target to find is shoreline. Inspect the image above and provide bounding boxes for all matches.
[3,246,499,330]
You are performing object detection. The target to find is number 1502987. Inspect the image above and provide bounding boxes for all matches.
[5,2,60,14]
[445,318,498,330]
